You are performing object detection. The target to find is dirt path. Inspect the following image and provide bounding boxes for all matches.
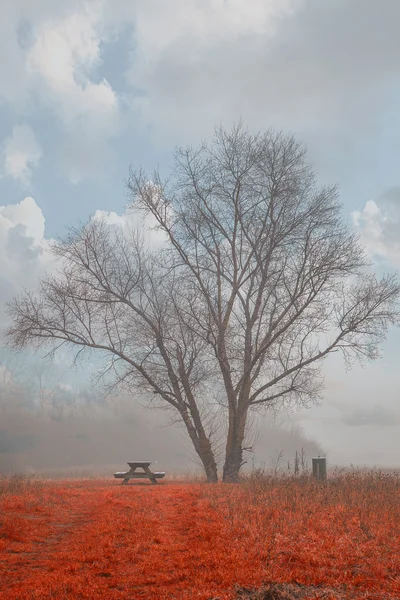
[0,483,105,597]
[0,482,217,600]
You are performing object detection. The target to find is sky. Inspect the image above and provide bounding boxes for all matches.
[1,0,400,469]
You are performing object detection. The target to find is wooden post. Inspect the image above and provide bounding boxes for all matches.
[312,457,327,481]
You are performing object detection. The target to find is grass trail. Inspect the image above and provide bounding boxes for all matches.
[0,474,399,599]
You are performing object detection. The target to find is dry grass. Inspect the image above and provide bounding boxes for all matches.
[0,469,399,599]
[0,473,44,496]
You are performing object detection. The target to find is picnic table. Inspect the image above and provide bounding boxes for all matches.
[114,461,166,485]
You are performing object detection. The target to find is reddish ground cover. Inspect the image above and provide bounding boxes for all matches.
[0,473,399,599]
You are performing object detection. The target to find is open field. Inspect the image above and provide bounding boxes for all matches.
[0,472,399,599]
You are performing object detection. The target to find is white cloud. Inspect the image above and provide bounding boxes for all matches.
[26,5,120,182]
[1,0,400,180]
[0,0,297,180]
[353,189,400,267]
[115,0,400,156]
[0,197,53,330]
[0,197,166,332]
[0,1,122,183]
[0,1,86,107]
[93,203,168,248]
[1,125,42,187]
[123,0,294,57]
[26,6,117,126]
[0,195,46,243]
[123,0,298,142]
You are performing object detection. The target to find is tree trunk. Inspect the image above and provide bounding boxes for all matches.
[198,437,219,483]
[180,409,219,482]
[222,407,248,482]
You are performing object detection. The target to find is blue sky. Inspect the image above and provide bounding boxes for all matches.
[1,0,400,466]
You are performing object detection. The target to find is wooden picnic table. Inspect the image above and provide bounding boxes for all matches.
[114,461,166,485]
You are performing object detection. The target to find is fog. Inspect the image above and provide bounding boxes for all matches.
[0,365,323,476]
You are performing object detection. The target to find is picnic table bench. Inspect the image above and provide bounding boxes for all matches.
[114,461,166,485]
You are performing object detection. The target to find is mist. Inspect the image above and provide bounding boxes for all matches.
[0,367,323,476]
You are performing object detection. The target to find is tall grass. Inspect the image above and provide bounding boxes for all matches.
[0,473,43,496]
[201,467,400,554]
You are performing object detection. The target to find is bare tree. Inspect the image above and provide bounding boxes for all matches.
[128,124,400,481]
[6,123,400,482]
[6,222,219,481]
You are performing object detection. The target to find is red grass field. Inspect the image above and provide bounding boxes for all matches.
[0,472,399,599]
